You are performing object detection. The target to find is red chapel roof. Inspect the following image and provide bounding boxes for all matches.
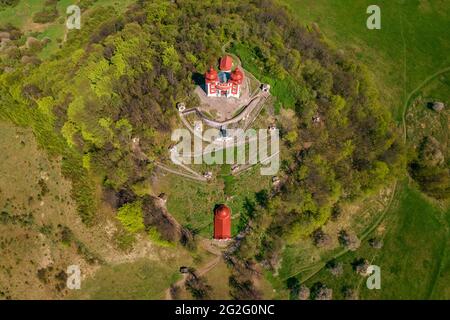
[214,204,231,240]
[219,55,233,71]
[205,66,218,81]
[231,67,244,82]
[214,204,231,218]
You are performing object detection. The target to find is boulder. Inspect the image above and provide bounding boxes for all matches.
[432,101,445,112]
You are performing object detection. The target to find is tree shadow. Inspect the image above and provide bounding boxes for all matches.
[192,72,206,92]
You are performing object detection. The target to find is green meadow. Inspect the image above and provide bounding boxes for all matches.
[282,0,450,121]
[68,258,182,300]
[0,0,46,28]
[297,183,449,300]
[362,184,449,299]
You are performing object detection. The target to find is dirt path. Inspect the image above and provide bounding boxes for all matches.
[164,239,225,300]
[180,92,267,129]
[155,162,207,182]
[164,255,222,300]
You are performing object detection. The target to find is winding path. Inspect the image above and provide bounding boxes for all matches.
[155,162,207,182]
[180,92,268,129]
[164,239,225,300]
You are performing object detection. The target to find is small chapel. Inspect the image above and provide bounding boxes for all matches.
[213,204,231,240]
[204,55,244,98]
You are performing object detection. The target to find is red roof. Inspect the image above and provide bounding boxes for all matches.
[231,67,244,83]
[205,66,218,82]
[214,204,231,240]
[219,55,233,71]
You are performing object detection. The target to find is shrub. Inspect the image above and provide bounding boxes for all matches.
[311,282,333,300]
[117,200,144,233]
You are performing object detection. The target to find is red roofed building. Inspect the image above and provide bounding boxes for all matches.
[214,204,231,240]
[219,55,233,72]
[205,55,244,98]
[231,67,243,84]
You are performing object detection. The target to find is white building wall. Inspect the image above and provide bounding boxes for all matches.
[206,82,240,98]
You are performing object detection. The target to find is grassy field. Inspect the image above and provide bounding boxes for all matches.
[297,183,449,300]
[0,120,198,299]
[429,206,450,299]
[362,184,448,299]
[68,258,183,300]
[0,120,99,299]
[0,0,46,28]
[282,0,450,122]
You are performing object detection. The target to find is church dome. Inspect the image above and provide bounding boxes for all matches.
[231,67,243,82]
[214,204,231,219]
[205,66,218,81]
[220,55,233,71]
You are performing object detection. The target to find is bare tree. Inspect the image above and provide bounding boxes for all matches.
[229,275,262,300]
[185,270,212,300]
[342,286,358,300]
[298,285,310,300]
[169,285,181,300]
[369,237,383,249]
[311,228,332,248]
[326,260,343,277]
[311,282,333,300]
[352,258,370,276]
[338,229,360,251]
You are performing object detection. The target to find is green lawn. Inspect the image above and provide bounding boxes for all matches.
[428,206,450,299]
[282,0,450,121]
